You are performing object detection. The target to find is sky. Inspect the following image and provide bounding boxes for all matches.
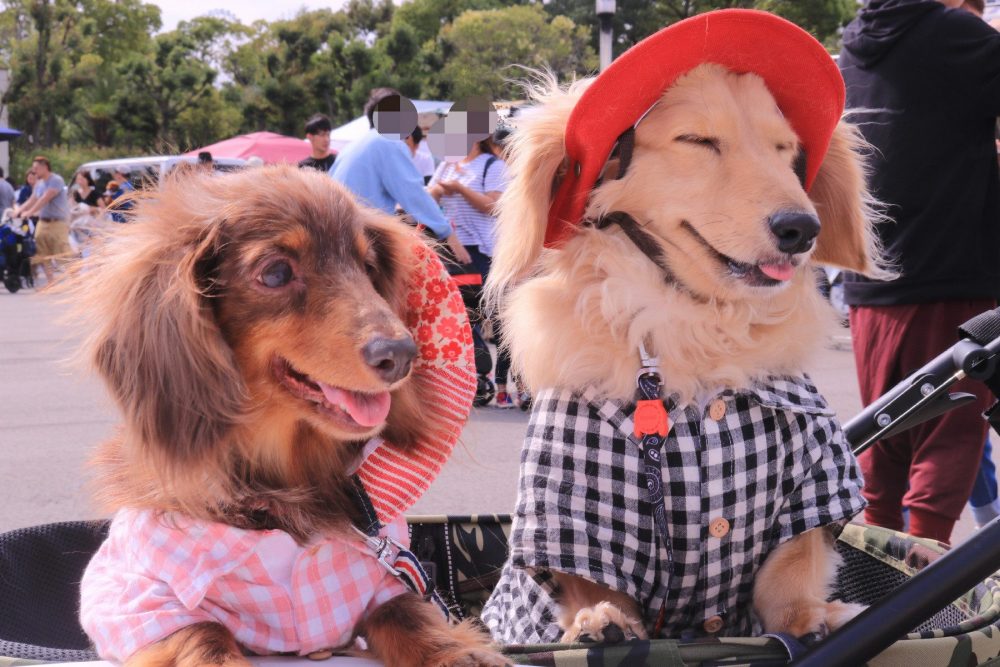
[155,0,350,31]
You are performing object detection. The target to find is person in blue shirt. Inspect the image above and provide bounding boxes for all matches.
[108,168,135,223]
[330,88,469,264]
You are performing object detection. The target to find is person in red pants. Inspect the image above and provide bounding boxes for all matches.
[839,0,1000,543]
[850,302,994,543]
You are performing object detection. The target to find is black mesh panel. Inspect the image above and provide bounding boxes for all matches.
[0,520,109,661]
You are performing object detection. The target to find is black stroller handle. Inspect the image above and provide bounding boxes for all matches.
[794,305,1000,667]
[844,305,1000,456]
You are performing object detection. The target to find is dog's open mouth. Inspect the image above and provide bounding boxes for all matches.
[272,357,391,431]
[681,221,798,287]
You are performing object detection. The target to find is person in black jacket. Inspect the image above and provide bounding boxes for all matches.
[839,0,1000,543]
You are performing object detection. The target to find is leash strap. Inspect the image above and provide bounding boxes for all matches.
[616,127,636,179]
[632,341,674,636]
[590,211,708,304]
[594,212,675,283]
[354,526,452,620]
[349,470,452,621]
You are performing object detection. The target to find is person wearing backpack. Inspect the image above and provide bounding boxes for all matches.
[429,133,521,408]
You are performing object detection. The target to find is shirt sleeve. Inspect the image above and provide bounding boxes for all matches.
[776,415,867,542]
[382,143,451,240]
[79,511,218,662]
[509,390,653,605]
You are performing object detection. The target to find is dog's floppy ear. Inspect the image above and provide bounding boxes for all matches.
[485,76,587,305]
[70,207,245,467]
[809,122,887,276]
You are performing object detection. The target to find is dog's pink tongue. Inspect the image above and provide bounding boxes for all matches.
[318,383,391,427]
[759,262,795,281]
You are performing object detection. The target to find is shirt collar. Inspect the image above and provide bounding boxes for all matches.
[579,373,834,438]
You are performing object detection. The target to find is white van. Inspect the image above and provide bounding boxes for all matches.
[76,155,249,189]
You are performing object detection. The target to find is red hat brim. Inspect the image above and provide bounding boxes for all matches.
[545,9,845,248]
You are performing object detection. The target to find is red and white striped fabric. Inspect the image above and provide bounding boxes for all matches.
[354,241,476,524]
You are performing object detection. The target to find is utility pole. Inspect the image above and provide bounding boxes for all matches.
[596,0,616,72]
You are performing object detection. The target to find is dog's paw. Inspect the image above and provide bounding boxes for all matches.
[560,601,647,644]
[433,646,511,667]
[824,600,866,631]
[780,600,866,638]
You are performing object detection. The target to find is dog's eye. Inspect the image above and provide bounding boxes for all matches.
[776,142,795,152]
[676,134,721,154]
[260,260,294,288]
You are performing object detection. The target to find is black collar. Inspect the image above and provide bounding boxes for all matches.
[586,211,709,303]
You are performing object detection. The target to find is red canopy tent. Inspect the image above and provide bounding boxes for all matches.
[185,131,318,164]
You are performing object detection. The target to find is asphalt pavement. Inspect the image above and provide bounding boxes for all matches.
[0,288,988,544]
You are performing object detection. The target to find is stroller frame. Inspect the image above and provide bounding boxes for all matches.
[3,310,1000,666]
[793,305,1000,666]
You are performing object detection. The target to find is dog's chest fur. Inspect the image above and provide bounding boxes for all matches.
[504,230,834,404]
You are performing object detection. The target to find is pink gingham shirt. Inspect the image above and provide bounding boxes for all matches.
[80,509,410,662]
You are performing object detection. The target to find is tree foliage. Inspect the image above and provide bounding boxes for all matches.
[0,0,857,162]
[437,5,597,100]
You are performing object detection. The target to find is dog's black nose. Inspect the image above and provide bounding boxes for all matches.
[362,335,417,384]
[769,211,821,255]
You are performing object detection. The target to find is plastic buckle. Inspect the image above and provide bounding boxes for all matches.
[634,398,669,439]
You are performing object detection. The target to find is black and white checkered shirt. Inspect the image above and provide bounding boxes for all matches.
[481,375,866,643]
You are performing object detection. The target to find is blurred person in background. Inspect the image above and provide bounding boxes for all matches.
[108,169,134,223]
[72,171,100,210]
[405,125,435,185]
[298,113,336,172]
[0,167,15,213]
[16,169,36,208]
[330,86,469,264]
[13,156,71,282]
[429,131,516,406]
[957,0,1000,529]
[102,180,126,223]
[839,0,1000,543]
[198,151,214,172]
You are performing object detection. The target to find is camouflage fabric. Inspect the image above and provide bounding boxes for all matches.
[407,514,512,620]
[839,524,1000,667]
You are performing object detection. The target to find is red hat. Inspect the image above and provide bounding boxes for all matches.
[545,9,845,248]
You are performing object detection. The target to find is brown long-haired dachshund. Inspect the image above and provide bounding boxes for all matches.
[481,13,890,648]
[66,166,508,667]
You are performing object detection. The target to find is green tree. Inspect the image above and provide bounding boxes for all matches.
[224,9,356,134]
[72,0,161,146]
[435,5,597,101]
[175,88,242,150]
[756,0,855,48]
[391,0,509,46]
[113,26,218,147]
[1,0,160,149]
[542,0,851,58]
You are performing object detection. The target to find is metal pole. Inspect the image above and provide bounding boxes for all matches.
[596,0,616,72]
